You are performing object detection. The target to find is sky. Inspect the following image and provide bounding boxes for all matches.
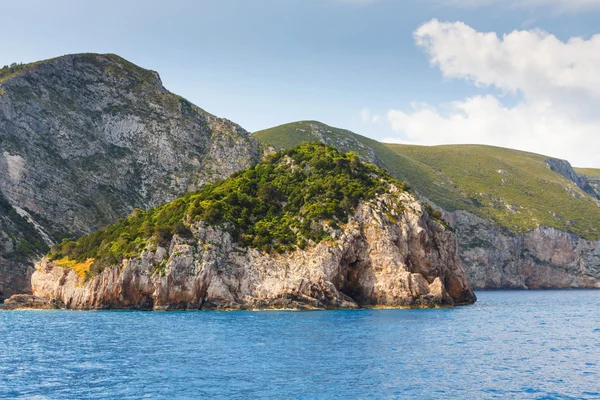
[2,0,600,167]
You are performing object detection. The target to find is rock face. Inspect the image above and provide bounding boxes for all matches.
[546,157,600,201]
[1,294,61,310]
[0,191,46,300]
[579,175,600,202]
[446,210,600,289]
[30,192,475,310]
[0,260,33,301]
[0,53,261,300]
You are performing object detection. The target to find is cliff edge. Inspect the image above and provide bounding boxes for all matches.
[21,144,476,309]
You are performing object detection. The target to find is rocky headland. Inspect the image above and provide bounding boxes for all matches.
[11,144,475,310]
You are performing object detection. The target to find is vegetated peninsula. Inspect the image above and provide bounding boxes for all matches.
[255,122,600,290]
[8,144,475,310]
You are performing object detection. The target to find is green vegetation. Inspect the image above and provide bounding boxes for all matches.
[255,121,600,239]
[254,121,397,168]
[0,192,49,261]
[49,143,403,278]
[0,60,48,86]
[0,63,29,82]
[575,168,600,179]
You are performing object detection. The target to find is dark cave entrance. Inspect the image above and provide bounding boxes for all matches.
[339,259,366,304]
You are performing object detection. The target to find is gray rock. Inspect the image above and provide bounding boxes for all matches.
[0,53,261,300]
[446,210,600,289]
[2,294,62,310]
[545,157,600,200]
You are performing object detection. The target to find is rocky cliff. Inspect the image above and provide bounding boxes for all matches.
[29,191,475,310]
[255,121,600,290]
[0,54,261,300]
[17,144,475,309]
[446,210,600,289]
[546,157,600,201]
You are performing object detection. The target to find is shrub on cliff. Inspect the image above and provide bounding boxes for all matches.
[48,143,406,277]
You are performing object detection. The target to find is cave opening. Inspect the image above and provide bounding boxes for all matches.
[339,260,365,304]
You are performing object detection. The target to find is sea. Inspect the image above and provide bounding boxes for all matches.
[1,290,599,399]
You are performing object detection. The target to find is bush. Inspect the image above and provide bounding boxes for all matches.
[48,143,403,277]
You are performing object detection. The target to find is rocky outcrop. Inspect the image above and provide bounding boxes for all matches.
[0,191,46,300]
[0,261,34,302]
[1,294,61,310]
[28,192,475,310]
[579,175,600,201]
[546,157,600,201]
[446,210,600,289]
[0,53,261,300]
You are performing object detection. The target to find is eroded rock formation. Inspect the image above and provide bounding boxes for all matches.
[446,210,600,289]
[29,192,476,310]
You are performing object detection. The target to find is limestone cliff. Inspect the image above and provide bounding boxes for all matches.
[255,121,600,290]
[446,210,600,289]
[29,191,475,310]
[0,54,260,300]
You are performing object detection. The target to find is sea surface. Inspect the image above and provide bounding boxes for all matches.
[1,290,599,399]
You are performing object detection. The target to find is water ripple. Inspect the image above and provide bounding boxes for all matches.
[1,290,599,399]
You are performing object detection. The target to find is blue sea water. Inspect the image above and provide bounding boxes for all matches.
[1,290,599,399]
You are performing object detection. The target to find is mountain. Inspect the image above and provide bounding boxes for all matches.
[0,53,261,300]
[10,143,474,310]
[254,121,600,289]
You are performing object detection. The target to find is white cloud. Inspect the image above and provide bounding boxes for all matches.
[435,0,600,12]
[386,20,600,167]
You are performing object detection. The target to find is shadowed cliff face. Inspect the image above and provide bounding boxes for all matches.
[545,157,600,201]
[28,191,475,310]
[0,53,261,300]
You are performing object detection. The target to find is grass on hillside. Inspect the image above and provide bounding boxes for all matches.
[575,168,600,179]
[254,121,600,240]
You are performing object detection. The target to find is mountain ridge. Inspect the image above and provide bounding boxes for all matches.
[0,52,261,300]
[255,120,600,239]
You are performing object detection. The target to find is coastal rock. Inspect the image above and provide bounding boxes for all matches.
[446,210,600,289]
[2,294,61,310]
[0,54,261,300]
[29,192,475,310]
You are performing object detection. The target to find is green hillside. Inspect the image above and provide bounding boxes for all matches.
[575,168,600,179]
[49,143,405,279]
[255,121,600,239]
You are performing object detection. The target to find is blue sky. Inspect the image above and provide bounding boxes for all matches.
[2,0,600,166]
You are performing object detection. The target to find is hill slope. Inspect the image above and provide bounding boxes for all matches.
[255,121,600,240]
[255,121,600,289]
[0,53,261,300]
[23,143,475,310]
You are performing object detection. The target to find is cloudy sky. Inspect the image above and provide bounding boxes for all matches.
[2,0,600,166]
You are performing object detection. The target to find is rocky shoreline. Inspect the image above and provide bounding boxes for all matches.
[6,192,476,311]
